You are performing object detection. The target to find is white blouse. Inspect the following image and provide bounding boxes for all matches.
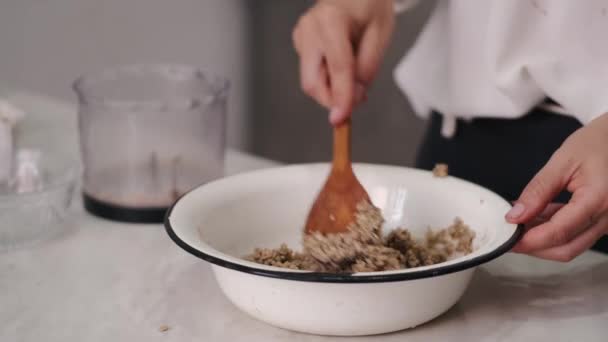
[394,0,608,136]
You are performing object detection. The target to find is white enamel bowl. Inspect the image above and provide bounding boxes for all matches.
[165,164,522,336]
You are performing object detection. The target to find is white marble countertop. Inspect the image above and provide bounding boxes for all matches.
[1,91,608,341]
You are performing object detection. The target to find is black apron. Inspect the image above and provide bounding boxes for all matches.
[415,105,608,254]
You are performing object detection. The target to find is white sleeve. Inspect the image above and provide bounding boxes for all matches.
[508,2,608,124]
[394,0,419,14]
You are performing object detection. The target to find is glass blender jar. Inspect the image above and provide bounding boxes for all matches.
[74,64,228,223]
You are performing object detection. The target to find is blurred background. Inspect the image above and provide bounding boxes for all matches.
[0,0,436,166]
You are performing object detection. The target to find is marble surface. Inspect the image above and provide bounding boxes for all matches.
[1,91,608,341]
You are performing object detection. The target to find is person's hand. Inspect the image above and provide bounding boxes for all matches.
[292,0,395,125]
[506,113,608,261]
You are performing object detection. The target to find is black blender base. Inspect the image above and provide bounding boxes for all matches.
[83,193,167,224]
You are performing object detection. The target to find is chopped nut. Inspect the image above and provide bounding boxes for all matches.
[432,163,449,177]
[159,325,170,333]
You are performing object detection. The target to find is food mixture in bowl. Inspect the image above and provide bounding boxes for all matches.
[246,200,475,273]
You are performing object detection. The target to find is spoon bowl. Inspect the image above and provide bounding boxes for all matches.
[305,120,369,234]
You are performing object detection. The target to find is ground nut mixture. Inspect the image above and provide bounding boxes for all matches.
[246,201,475,273]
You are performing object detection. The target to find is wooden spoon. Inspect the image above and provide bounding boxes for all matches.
[305,119,371,234]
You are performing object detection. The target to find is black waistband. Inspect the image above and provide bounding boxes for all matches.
[543,97,560,106]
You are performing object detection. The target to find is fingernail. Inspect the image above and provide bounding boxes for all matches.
[329,107,344,124]
[506,202,525,221]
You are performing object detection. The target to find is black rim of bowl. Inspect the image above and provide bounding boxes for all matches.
[164,193,524,284]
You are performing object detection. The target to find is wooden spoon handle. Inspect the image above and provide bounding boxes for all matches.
[332,119,351,172]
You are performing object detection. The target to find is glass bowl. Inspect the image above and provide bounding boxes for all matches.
[0,152,80,251]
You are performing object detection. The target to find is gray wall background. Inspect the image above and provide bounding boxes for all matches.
[0,0,252,149]
[0,0,435,164]
[251,1,435,166]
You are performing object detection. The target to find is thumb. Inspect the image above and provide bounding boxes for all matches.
[506,154,569,223]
